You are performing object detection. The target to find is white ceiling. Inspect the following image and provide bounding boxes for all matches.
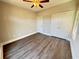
[0,0,73,12]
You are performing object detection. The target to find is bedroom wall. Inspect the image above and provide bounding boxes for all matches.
[70,7,79,59]
[0,1,37,43]
[37,2,75,41]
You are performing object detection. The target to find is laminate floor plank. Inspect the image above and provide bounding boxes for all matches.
[3,33,72,59]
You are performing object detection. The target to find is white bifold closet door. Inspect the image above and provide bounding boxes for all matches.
[42,15,51,35]
[51,11,74,40]
[37,11,74,40]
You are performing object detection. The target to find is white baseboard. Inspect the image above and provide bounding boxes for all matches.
[1,32,37,45]
[37,32,51,36]
[37,31,71,41]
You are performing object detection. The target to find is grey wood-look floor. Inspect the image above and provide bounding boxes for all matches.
[3,33,72,59]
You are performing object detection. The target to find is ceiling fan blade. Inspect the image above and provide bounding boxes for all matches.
[39,4,43,8]
[23,0,32,2]
[31,5,34,8]
[40,0,49,3]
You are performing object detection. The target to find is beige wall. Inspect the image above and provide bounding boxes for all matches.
[37,1,75,16]
[0,1,76,43]
[0,2,37,43]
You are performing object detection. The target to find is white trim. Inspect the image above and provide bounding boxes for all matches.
[1,32,37,45]
[72,9,79,40]
[37,32,51,36]
[0,43,3,59]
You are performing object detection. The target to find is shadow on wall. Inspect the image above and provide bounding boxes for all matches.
[0,2,36,43]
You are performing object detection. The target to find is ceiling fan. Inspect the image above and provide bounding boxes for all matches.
[23,0,49,8]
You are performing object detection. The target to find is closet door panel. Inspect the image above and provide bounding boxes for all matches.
[51,11,74,39]
[42,15,51,35]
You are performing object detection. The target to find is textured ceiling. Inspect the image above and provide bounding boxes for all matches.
[0,0,73,12]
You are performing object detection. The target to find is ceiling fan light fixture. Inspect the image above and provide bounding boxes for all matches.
[33,0,40,7]
[23,0,49,8]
